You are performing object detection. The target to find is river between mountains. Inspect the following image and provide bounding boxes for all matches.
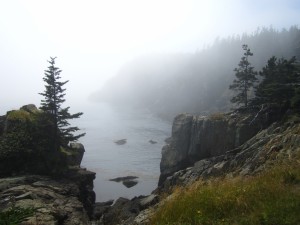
[78,102,171,202]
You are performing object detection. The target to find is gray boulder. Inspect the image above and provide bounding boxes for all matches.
[67,143,86,166]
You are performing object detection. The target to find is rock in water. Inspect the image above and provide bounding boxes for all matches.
[123,180,138,188]
[109,176,138,182]
[109,176,139,188]
[149,140,157,144]
[114,139,127,145]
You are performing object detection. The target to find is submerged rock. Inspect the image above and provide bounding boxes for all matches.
[123,180,138,188]
[109,176,138,182]
[114,139,127,145]
[149,140,157,144]
[109,176,139,188]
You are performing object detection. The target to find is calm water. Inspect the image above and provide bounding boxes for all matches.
[78,103,171,202]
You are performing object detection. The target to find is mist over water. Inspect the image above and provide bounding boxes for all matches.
[78,102,171,202]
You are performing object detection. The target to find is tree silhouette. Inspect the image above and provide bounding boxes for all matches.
[39,57,85,150]
[229,44,258,108]
[254,56,300,107]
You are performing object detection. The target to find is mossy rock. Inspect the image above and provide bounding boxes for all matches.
[6,110,32,122]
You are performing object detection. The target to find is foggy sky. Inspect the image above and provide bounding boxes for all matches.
[1,0,299,114]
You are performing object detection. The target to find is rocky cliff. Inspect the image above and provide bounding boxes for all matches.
[101,110,297,225]
[159,106,283,185]
[93,106,295,225]
[159,120,300,192]
[0,105,96,224]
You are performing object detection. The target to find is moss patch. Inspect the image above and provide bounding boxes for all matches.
[6,110,33,122]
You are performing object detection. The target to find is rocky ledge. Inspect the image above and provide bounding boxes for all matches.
[159,106,283,185]
[0,168,95,225]
[159,121,300,192]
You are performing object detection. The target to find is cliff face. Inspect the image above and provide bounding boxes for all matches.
[159,120,300,193]
[159,106,283,185]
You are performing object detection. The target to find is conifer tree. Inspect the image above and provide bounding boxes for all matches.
[39,57,85,149]
[254,56,300,107]
[229,44,257,107]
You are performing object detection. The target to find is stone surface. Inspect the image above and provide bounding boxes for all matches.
[139,194,159,209]
[159,106,283,185]
[67,143,86,166]
[93,200,114,220]
[159,114,193,185]
[158,121,300,193]
[20,104,38,113]
[93,194,159,225]
[0,172,94,225]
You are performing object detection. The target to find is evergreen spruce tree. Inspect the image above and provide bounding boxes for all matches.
[229,44,257,107]
[254,56,300,107]
[39,57,85,150]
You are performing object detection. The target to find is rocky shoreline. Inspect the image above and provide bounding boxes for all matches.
[1,104,299,224]
[0,141,96,225]
[0,168,95,225]
[91,105,300,225]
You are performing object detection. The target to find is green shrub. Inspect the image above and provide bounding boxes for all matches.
[0,111,68,177]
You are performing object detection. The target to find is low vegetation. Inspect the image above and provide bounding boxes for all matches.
[151,153,300,225]
[0,203,35,225]
[209,112,226,121]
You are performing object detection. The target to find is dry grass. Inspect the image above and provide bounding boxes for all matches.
[209,113,225,121]
[150,153,300,225]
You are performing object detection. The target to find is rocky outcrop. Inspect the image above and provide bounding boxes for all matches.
[0,168,96,225]
[67,143,86,166]
[112,120,300,225]
[91,106,294,224]
[159,106,283,185]
[65,168,96,218]
[93,194,159,225]
[0,104,96,224]
[158,120,300,192]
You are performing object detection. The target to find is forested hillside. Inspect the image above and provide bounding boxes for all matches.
[95,26,300,119]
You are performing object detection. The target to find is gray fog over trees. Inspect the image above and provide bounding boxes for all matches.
[94,27,300,120]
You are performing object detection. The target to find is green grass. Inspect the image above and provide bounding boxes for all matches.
[0,206,35,225]
[150,155,300,225]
